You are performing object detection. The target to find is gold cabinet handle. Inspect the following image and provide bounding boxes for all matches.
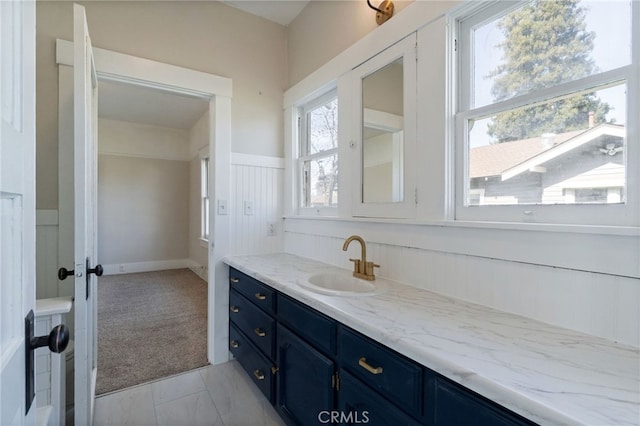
[229,306,239,313]
[254,328,266,337]
[358,357,383,375]
[253,369,265,380]
[254,293,266,301]
[230,340,239,348]
[230,277,239,283]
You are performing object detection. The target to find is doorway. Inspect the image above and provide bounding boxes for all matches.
[55,38,233,415]
[95,80,211,394]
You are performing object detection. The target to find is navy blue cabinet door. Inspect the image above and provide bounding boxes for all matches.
[338,369,422,426]
[434,376,536,426]
[277,324,335,426]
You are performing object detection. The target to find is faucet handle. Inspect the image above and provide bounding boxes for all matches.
[349,258,361,273]
[365,261,380,277]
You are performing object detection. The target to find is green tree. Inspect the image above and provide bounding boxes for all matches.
[487,0,610,142]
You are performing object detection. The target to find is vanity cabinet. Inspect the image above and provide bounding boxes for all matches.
[227,266,537,426]
[277,324,335,425]
[338,325,423,419]
[228,268,277,403]
[432,375,536,426]
[338,368,422,426]
[276,293,337,425]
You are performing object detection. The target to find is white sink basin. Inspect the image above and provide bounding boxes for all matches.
[297,272,385,296]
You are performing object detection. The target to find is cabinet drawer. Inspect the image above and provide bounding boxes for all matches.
[338,325,423,418]
[229,324,275,404]
[229,267,276,315]
[229,290,276,360]
[277,293,336,357]
[434,375,536,426]
[338,369,421,426]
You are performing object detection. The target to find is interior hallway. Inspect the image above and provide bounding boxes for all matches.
[94,361,284,426]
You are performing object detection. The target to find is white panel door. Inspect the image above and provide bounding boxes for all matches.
[0,0,36,424]
[73,4,100,426]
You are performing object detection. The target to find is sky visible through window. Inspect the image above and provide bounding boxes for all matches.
[470,0,631,148]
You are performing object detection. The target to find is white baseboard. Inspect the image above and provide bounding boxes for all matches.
[102,259,200,275]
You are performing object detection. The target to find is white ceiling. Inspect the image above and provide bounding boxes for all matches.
[98,80,210,130]
[223,0,310,26]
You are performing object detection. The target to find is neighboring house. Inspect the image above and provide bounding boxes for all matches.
[469,123,626,206]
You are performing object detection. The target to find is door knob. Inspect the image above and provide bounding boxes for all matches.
[88,264,103,277]
[25,310,70,414]
[85,259,103,300]
[30,324,70,353]
[57,267,74,281]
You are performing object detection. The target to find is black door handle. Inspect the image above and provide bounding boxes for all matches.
[25,311,70,414]
[30,324,70,353]
[57,267,74,281]
[88,264,103,277]
[85,259,103,300]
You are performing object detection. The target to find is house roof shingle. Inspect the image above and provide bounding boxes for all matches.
[469,127,609,179]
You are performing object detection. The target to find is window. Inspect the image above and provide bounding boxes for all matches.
[298,90,339,212]
[201,156,210,240]
[454,0,638,225]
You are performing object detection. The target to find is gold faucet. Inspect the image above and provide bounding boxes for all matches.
[342,235,379,281]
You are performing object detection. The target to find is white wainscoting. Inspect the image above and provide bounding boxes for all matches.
[229,154,284,256]
[36,210,60,300]
[284,219,640,348]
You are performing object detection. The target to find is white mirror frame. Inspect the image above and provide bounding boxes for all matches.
[351,34,417,218]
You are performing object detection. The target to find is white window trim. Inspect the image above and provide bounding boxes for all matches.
[200,148,210,241]
[451,0,640,227]
[296,88,339,216]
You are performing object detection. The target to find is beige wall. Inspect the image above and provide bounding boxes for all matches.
[97,119,191,265]
[36,1,287,209]
[98,155,190,265]
[287,0,414,87]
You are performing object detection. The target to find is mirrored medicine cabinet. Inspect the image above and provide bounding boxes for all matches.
[351,34,417,218]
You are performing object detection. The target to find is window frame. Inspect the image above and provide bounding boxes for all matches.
[452,0,639,226]
[296,88,339,216]
[200,153,210,242]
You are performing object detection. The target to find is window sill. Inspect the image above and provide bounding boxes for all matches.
[199,238,209,249]
[283,215,639,237]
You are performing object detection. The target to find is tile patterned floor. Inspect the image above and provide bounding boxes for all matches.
[93,360,285,426]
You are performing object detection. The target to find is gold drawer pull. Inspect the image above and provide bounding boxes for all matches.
[254,328,266,337]
[253,369,265,380]
[358,357,383,375]
[255,293,266,301]
[230,340,239,348]
[229,306,239,313]
[230,277,239,283]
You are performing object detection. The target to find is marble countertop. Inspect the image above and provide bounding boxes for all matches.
[224,253,640,426]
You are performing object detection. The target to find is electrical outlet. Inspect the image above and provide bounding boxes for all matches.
[244,200,254,215]
[217,200,228,215]
[119,264,125,273]
[267,222,277,236]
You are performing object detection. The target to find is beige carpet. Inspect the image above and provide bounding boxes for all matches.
[96,269,208,395]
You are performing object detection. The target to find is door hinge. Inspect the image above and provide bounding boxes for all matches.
[414,187,418,205]
[454,39,458,52]
[332,371,340,391]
